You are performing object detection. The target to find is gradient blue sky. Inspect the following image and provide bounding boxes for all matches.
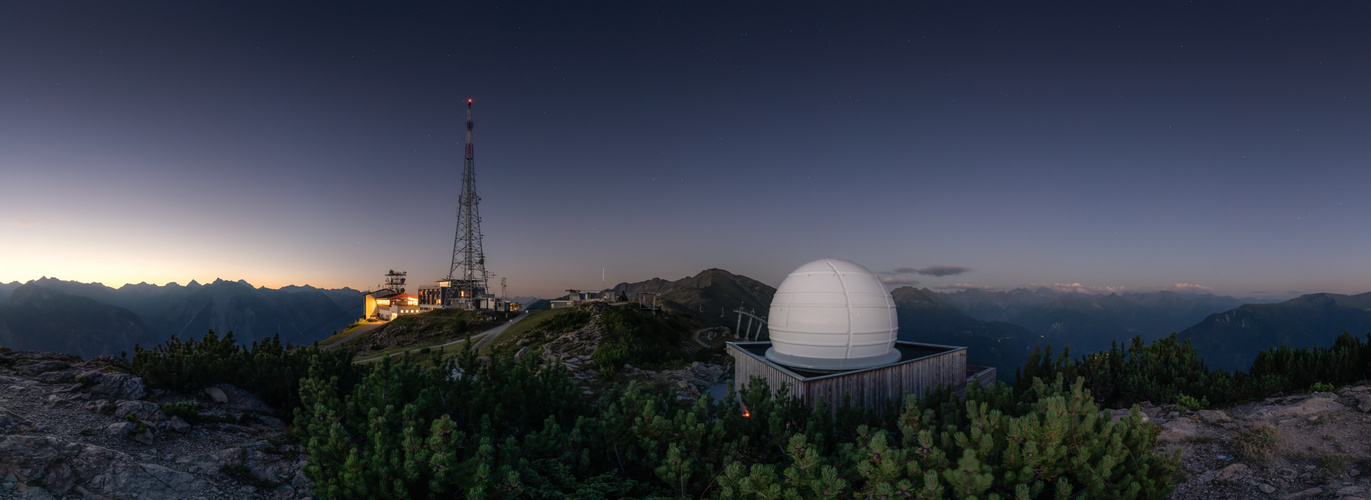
[3,2,1369,299]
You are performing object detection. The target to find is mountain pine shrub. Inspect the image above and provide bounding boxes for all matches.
[295,343,1178,499]
[1017,332,1371,409]
[131,331,355,413]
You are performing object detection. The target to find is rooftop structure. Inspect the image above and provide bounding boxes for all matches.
[729,258,992,411]
[765,258,901,371]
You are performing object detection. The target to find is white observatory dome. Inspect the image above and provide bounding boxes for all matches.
[764,258,900,371]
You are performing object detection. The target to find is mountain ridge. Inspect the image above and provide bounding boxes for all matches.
[0,277,363,357]
[1181,291,1371,372]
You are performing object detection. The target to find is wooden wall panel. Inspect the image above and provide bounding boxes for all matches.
[728,343,974,413]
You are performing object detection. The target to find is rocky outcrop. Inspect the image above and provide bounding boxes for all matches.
[0,346,311,500]
[1154,387,1371,500]
[534,303,730,400]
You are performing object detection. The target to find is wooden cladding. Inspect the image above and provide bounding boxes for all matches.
[728,341,976,412]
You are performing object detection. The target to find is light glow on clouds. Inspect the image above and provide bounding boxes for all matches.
[880,277,921,286]
[933,283,997,291]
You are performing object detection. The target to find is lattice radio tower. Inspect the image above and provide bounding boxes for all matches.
[445,98,488,307]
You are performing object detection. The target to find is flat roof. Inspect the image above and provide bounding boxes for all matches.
[728,341,966,381]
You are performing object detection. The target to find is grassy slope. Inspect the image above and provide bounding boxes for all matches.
[346,309,507,357]
[316,321,369,348]
[482,308,585,356]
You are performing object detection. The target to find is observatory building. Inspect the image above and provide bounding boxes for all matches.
[727,258,995,411]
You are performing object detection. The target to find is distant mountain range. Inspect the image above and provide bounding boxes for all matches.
[601,270,1369,379]
[608,268,775,331]
[888,287,1038,375]
[0,284,150,357]
[603,271,1033,378]
[0,278,363,358]
[1180,292,1371,372]
[7,270,1367,378]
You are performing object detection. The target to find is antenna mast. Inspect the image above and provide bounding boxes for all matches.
[445,98,489,307]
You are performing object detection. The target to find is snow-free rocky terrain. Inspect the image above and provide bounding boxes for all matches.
[1143,386,1371,500]
[0,347,311,500]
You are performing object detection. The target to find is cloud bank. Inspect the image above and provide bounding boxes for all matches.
[883,265,973,277]
[1022,282,1215,295]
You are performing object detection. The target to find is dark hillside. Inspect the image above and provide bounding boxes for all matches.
[25,277,359,347]
[0,281,21,302]
[609,268,774,331]
[1009,291,1249,355]
[0,283,151,357]
[153,279,352,345]
[890,287,1036,380]
[1180,292,1371,371]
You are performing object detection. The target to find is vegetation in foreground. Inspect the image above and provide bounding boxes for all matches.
[1018,332,1371,409]
[129,331,353,414]
[291,347,1177,499]
[127,321,1371,499]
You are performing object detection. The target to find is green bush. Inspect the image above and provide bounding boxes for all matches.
[1311,382,1337,393]
[592,306,685,376]
[162,401,202,423]
[295,344,1179,499]
[541,309,592,334]
[131,331,358,414]
[1017,332,1371,410]
[1177,393,1209,411]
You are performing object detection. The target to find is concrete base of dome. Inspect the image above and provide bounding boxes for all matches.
[763,347,902,372]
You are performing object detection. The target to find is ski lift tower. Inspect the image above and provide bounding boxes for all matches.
[443,98,489,309]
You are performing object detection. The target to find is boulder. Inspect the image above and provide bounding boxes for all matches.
[212,384,276,414]
[1156,417,1201,443]
[43,394,75,409]
[1247,394,1345,422]
[255,415,286,429]
[78,371,145,401]
[169,415,192,434]
[205,386,228,404]
[1350,392,1371,413]
[15,360,71,377]
[1195,409,1232,425]
[85,461,209,499]
[113,400,163,422]
[105,422,137,437]
[1216,463,1246,481]
[34,371,75,384]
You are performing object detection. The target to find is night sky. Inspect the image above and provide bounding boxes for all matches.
[3,2,1369,299]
